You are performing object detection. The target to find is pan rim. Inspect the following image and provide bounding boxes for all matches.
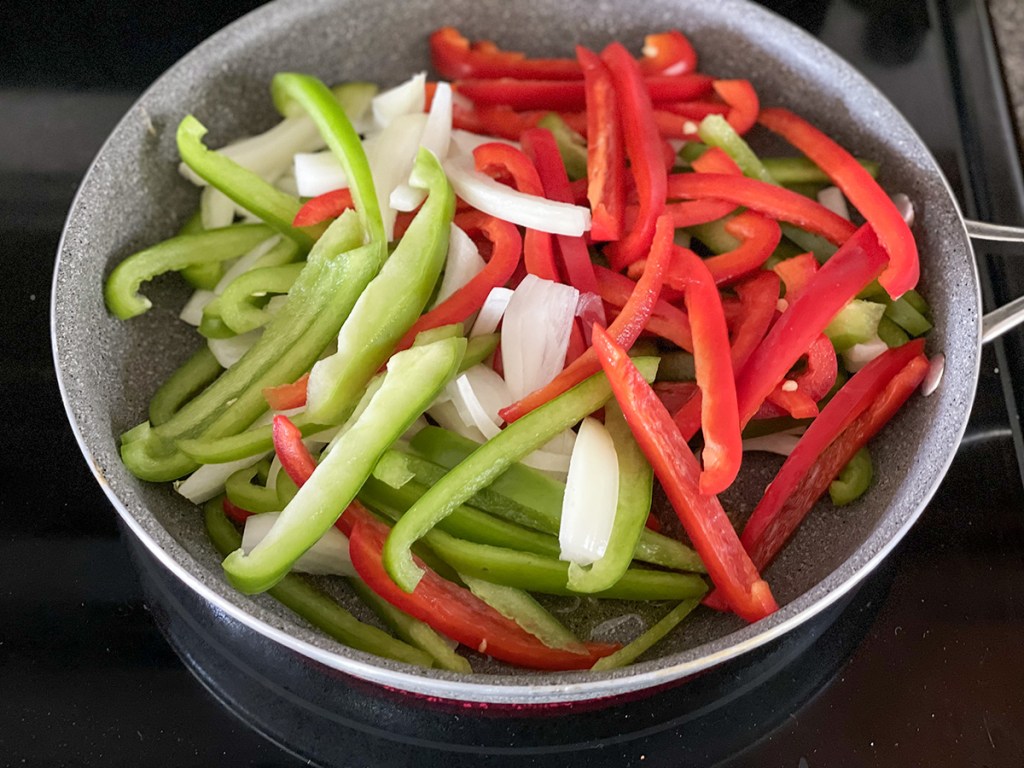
[51,0,982,704]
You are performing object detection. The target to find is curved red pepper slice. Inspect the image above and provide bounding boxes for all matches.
[773,252,819,302]
[595,265,694,352]
[626,198,735,232]
[759,333,838,420]
[293,189,354,228]
[473,142,559,281]
[669,247,742,494]
[499,213,675,423]
[758,107,918,298]
[734,224,889,427]
[729,271,781,376]
[578,45,625,242]
[602,42,668,270]
[263,372,310,411]
[345,506,615,670]
[698,211,781,286]
[659,101,730,121]
[591,325,777,622]
[638,30,698,76]
[223,498,254,525]
[395,211,522,352]
[691,146,743,176]
[666,172,858,246]
[713,79,759,136]
[272,414,317,487]
[429,27,582,81]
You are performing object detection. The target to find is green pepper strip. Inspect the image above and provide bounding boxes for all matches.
[222,335,467,594]
[176,116,315,249]
[568,401,654,593]
[121,212,375,482]
[148,346,223,427]
[272,73,385,246]
[225,460,281,513]
[760,156,880,186]
[273,80,378,121]
[825,299,887,352]
[424,528,707,601]
[177,209,224,289]
[877,315,910,348]
[409,426,706,573]
[216,263,305,335]
[347,576,471,673]
[359,474,562,558]
[203,498,432,667]
[306,148,455,424]
[883,295,932,336]
[536,113,588,181]
[382,359,660,592]
[104,224,273,319]
[590,598,703,671]
[460,574,585,652]
[829,446,873,506]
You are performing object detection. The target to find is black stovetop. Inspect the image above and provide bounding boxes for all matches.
[4,0,1024,765]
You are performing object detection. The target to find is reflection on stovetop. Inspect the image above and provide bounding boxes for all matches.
[3,0,1024,765]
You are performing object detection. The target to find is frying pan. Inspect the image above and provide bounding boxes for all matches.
[51,0,1024,705]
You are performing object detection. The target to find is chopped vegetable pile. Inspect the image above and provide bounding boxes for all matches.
[105,26,936,672]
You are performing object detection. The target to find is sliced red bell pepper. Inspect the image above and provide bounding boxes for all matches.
[344,504,616,669]
[713,80,759,136]
[272,414,317,486]
[293,189,354,228]
[653,110,701,140]
[591,325,777,622]
[669,247,742,494]
[499,213,675,423]
[663,199,737,228]
[223,497,254,525]
[638,30,698,76]
[698,211,781,286]
[690,146,743,176]
[773,252,819,302]
[473,142,559,281]
[758,107,918,298]
[429,27,582,81]
[743,340,928,567]
[577,45,626,242]
[565,321,588,366]
[660,101,730,121]
[758,333,837,420]
[734,224,889,427]
[654,380,700,414]
[666,172,858,246]
[595,265,694,352]
[729,271,781,376]
[602,42,668,270]
[263,372,310,411]
[395,211,522,352]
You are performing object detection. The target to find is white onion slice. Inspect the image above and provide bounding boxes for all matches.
[449,129,518,156]
[208,328,263,368]
[501,275,579,400]
[450,365,512,439]
[559,417,620,566]
[215,236,282,292]
[294,151,349,198]
[179,289,215,326]
[892,193,915,227]
[742,432,803,456]
[242,512,356,577]
[817,185,850,220]
[470,287,514,337]
[368,112,429,240]
[392,82,454,210]
[175,451,269,504]
[372,72,426,128]
[842,336,890,372]
[921,353,945,397]
[443,155,591,236]
[432,224,485,308]
[201,185,237,229]
[426,399,488,443]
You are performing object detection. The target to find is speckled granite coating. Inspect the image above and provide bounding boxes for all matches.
[990,0,1024,155]
[53,0,980,704]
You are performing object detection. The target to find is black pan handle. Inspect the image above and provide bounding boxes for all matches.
[963,219,1024,344]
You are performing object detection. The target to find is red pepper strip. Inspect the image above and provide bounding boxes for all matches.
[272,414,317,487]
[664,199,737,228]
[758,107,918,298]
[638,30,698,76]
[455,74,714,112]
[592,325,777,621]
[263,372,310,411]
[691,146,743,176]
[668,247,742,494]
[660,101,731,120]
[735,224,889,427]
[713,80,759,136]
[594,265,694,352]
[602,43,669,270]
[700,211,782,286]
[565,321,588,366]
[521,127,603,298]
[223,498,254,525]
[773,252,819,302]
[644,512,664,533]
[744,341,928,565]
[473,142,560,281]
[730,271,781,376]
[666,173,857,245]
[654,380,700,414]
[395,212,523,352]
[759,334,837,420]
[293,189,354,228]
[652,110,700,140]
[345,507,615,669]
[578,45,626,242]
[429,27,582,81]
[499,214,675,423]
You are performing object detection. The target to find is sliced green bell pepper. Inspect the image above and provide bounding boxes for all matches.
[216,263,305,335]
[825,299,887,352]
[460,574,584,651]
[590,597,703,670]
[829,446,873,506]
[148,346,223,427]
[536,113,588,181]
[224,460,281,514]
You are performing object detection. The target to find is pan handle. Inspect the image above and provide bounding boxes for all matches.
[964,219,1024,344]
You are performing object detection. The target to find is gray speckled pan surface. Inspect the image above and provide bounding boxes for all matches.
[53,0,979,704]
